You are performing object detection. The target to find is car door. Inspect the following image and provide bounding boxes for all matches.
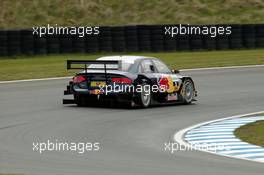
[137,59,161,86]
[152,59,182,93]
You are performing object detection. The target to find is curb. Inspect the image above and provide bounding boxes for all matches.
[174,111,264,163]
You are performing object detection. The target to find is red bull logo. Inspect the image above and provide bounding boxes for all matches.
[159,76,174,93]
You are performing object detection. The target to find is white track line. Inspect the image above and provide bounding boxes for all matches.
[180,64,264,72]
[220,149,264,154]
[174,111,264,164]
[185,133,233,137]
[0,64,263,84]
[195,126,240,129]
[220,145,260,150]
[256,158,264,161]
[236,153,264,158]
[188,129,235,133]
[0,76,72,84]
[186,135,236,140]
[189,139,241,144]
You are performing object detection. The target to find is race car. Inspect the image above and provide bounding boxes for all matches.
[63,56,197,108]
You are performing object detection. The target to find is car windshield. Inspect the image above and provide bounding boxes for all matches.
[88,58,134,71]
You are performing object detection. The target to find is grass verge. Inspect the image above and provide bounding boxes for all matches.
[235,120,264,147]
[0,49,264,81]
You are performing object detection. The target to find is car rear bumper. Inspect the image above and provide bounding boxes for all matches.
[63,88,133,104]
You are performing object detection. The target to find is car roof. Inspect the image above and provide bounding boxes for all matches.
[97,55,157,62]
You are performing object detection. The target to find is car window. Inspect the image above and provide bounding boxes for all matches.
[153,59,171,73]
[141,60,155,73]
[138,64,143,73]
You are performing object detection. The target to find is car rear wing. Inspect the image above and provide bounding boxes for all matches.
[67,60,120,70]
[67,60,121,75]
[67,60,121,83]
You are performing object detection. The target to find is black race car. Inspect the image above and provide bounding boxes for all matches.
[63,56,197,108]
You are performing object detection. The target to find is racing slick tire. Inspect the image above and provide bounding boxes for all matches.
[182,79,195,104]
[134,82,152,108]
[74,94,86,107]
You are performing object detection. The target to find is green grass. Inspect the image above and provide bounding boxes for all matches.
[0,49,264,81]
[1,0,264,29]
[235,120,264,146]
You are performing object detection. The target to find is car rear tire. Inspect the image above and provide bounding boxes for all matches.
[182,79,195,104]
[134,83,152,108]
[74,94,86,107]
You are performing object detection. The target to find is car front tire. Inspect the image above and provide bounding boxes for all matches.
[182,79,195,104]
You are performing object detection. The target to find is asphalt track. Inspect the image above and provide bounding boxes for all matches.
[0,67,264,175]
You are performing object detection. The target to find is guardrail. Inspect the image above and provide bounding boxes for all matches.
[0,24,263,56]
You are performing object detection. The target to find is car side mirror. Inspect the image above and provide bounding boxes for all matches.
[172,69,180,74]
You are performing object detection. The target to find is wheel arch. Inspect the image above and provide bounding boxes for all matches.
[180,76,196,91]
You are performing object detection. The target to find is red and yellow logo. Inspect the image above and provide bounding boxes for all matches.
[159,76,174,93]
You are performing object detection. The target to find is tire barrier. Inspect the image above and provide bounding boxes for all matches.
[21,30,35,55]
[34,35,47,55]
[190,34,203,50]
[242,25,256,48]
[99,26,112,52]
[85,35,99,53]
[164,36,177,51]
[7,30,21,56]
[229,24,243,49]
[111,26,126,52]
[202,25,216,50]
[138,25,151,52]
[46,34,60,54]
[177,35,190,51]
[60,34,72,53]
[72,34,85,53]
[256,24,264,48]
[0,24,264,57]
[203,35,216,50]
[150,25,164,52]
[216,36,229,50]
[215,24,230,50]
[0,30,8,56]
[125,26,139,52]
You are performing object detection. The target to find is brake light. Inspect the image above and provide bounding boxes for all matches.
[73,75,86,83]
[111,77,132,84]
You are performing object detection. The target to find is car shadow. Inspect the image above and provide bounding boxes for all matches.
[64,101,197,110]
